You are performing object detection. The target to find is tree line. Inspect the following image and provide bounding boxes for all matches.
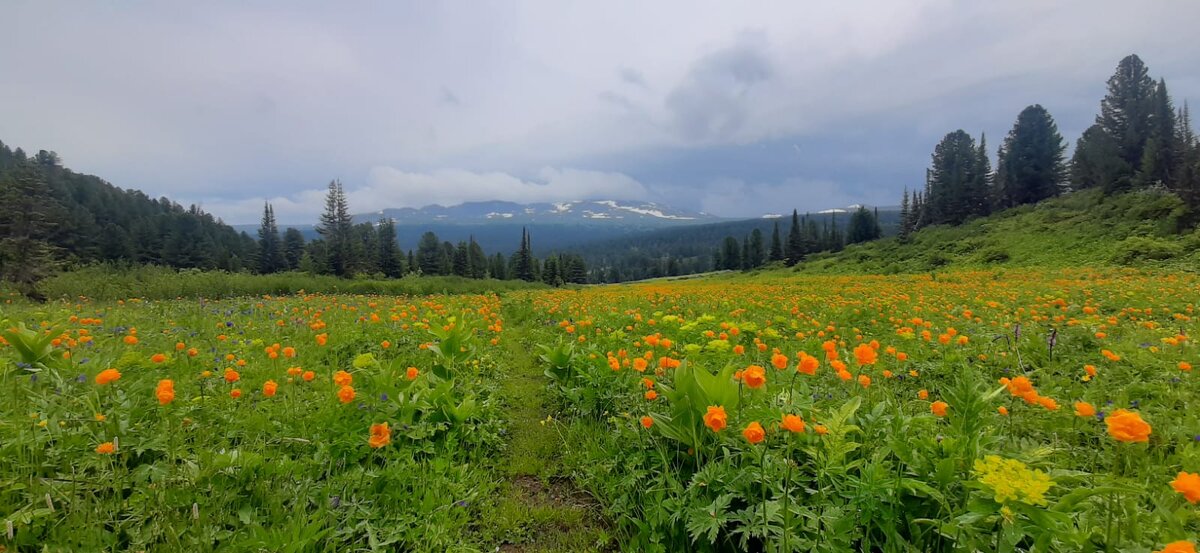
[898,54,1199,239]
[254,180,587,285]
[713,206,882,271]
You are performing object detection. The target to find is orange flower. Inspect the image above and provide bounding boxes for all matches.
[633,358,648,372]
[1101,349,1121,362]
[155,379,175,405]
[1180,361,1193,372]
[369,422,391,448]
[770,353,788,370]
[95,368,122,385]
[640,416,653,429]
[1105,409,1151,443]
[644,390,658,401]
[703,405,727,433]
[1084,364,1097,376]
[781,414,805,433]
[302,370,315,382]
[122,335,138,345]
[282,346,296,358]
[1074,402,1096,417]
[857,374,871,388]
[814,424,829,435]
[262,380,278,398]
[1156,542,1196,553]
[918,389,929,400]
[175,342,185,351]
[337,385,356,404]
[853,343,877,366]
[930,401,948,417]
[187,347,199,357]
[997,406,1009,416]
[405,366,419,380]
[1171,472,1200,504]
[150,353,167,364]
[381,340,391,349]
[797,353,819,375]
[733,344,745,355]
[315,333,328,346]
[224,368,240,383]
[742,365,766,389]
[95,442,115,455]
[742,421,765,444]
[230,388,242,399]
[1037,397,1059,411]
[333,370,353,387]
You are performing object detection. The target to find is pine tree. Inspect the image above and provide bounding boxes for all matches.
[490,252,508,279]
[748,228,765,268]
[0,166,65,300]
[785,210,802,265]
[768,221,783,261]
[1071,124,1126,190]
[452,241,470,277]
[256,203,285,273]
[1172,102,1200,209]
[316,179,355,276]
[512,228,536,281]
[898,188,912,241]
[926,130,984,225]
[1136,78,1178,188]
[995,105,1068,208]
[720,236,741,271]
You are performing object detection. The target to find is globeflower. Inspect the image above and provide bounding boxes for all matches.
[1105,409,1151,443]
[1170,471,1200,504]
[703,405,727,433]
[1156,541,1196,553]
[337,385,356,404]
[781,414,805,433]
[155,379,175,405]
[797,353,819,375]
[150,353,167,364]
[333,370,353,387]
[95,442,116,454]
[770,353,788,370]
[224,368,240,383]
[853,343,877,366]
[1074,402,1096,417]
[368,422,391,448]
[742,421,765,444]
[930,401,949,417]
[405,366,419,380]
[262,380,278,398]
[95,368,121,385]
[640,416,653,429]
[742,365,766,389]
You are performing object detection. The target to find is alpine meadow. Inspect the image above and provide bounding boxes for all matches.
[2,3,1200,552]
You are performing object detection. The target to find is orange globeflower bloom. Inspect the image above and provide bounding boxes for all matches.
[1101,349,1121,362]
[742,365,766,389]
[797,353,819,375]
[95,442,116,455]
[224,368,240,383]
[853,344,877,366]
[95,368,122,385]
[315,333,328,346]
[644,390,658,401]
[1171,472,1200,504]
[282,346,296,358]
[262,380,278,398]
[302,370,316,382]
[333,370,353,387]
[733,344,745,355]
[1074,402,1096,417]
[175,342,185,351]
[857,374,871,388]
[1105,409,1151,443]
[151,353,167,364]
[997,406,1009,416]
[742,422,765,444]
[632,358,648,372]
[123,335,138,345]
[703,406,727,433]
[781,414,805,433]
[1156,541,1196,553]
[1180,362,1193,372]
[814,424,829,435]
[230,388,242,399]
[918,389,929,400]
[405,366,419,380]
[155,379,175,405]
[337,385,356,404]
[770,353,788,370]
[187,347,199,357]
[930,401,949,417]
[640,416,654,429]
[368,422,391,448]
[381,340,391,349]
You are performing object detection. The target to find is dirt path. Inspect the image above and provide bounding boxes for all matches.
[476,309,612,552]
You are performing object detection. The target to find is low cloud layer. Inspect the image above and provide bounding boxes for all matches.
[2,1,1199,224]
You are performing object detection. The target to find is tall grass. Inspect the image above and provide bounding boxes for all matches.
[35,265,545,300]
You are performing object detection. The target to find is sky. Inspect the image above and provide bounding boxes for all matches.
[3,1,1199,225]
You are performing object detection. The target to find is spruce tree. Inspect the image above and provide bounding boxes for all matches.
[926,130,983,225]
[316,179,355,276]
[467,237,487,279]
[898,188,911,241]
[785,210,802,265]
[416,231,442,275]
[1136,78,1178,188]
[0,166,64,300]
[282,228,306,270]
[452,241,470,277]
[748,228,765,268]
[721,236,741,271]
[996,105,1068,208]
[256,203,285,273]
[768,221,783,261]
[377,218,404,278]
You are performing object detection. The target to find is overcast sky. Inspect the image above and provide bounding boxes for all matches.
[3,1,1199,224]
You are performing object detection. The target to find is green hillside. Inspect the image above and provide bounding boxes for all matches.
[793,188,1199,274]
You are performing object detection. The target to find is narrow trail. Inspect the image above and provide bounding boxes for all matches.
[478,305,612,552]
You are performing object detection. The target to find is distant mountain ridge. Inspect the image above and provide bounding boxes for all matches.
[351,199,719,226]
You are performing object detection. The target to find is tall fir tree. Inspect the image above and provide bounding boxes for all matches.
[256,202,285,273]
[315,179,355,276]
[1094,54,1157,192]
[996,105,1068,208]
[747,228,765,268]
[768,221,783,261]
[416,231,442,275]
[377,218,404,278]
[785,209,803,265]
[0,166,65,299]
[282,228,306,270]
[898,188,912,241]
[1136,78,1178,188]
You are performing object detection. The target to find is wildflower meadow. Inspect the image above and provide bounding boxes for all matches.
[2,267,1199,551]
